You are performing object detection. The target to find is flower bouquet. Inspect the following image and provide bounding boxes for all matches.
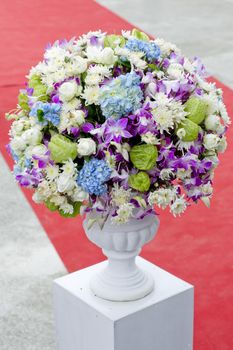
[6,29,230,300]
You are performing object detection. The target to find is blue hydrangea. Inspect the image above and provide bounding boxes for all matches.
[29,101,61,126]
[125,39,160,62]
[99,72,143,119]
[77,158,112,196]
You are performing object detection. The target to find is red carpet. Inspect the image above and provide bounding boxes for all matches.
[0,1,233,349]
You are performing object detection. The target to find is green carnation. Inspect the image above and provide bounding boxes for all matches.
[130,144,158,170]
[59,202,82,218]
[185,97,208,125]
[128,171,151,192]
[29,74,49,102]
[177,119,199,142]
[48,134,78,163]
[18,92,30,111]
[132,28,149,41]
[104,34,125,49]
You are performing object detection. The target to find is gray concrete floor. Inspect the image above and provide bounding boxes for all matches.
[1,1,232,349]
[0,154,66,350]
[97,0,233,88]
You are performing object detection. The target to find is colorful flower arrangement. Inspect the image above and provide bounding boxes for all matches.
[6,29,230,226]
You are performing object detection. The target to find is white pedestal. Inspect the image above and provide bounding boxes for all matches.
[54,257,194,350]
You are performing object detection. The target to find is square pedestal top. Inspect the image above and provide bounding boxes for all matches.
[54,257,193,321]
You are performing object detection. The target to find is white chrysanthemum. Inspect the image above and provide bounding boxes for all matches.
[218,101,231,126]
[36,180,52,199]
[159,168,174,180]
[152,106,174,132]
[46,165,59,181]
[201,92,219,115]
[183,58,194,74]
[32,191,44,204]
[141,132,160,145]
[88,64,111,77]
[167,63,184,79]
[111,184,131,206]
[112,203,134,224]
[128,52,147,70]
[217,136,227,153]
[82,86,100,105]
[148,188,175,209]
[201,182,213,196]
[61,98,82,113]
[62,159,77,177]
[85,73,102,86]
[50,194,66,206]
[154,38,180,56]
[59,202,74,214]
[176,168,192,180]
[170,195,187,216]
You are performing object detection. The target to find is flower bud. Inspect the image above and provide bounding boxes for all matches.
[203,134,220,150]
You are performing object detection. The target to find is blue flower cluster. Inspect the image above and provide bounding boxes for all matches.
[77,158,112,196]
[99,72,143,119]
[125,39,160,62]
[30,102,61,126]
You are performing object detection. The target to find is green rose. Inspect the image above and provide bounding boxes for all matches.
[28,75,42,88]
[29,74,49,102]
[185,97,208,125]
[59,202,82,218]
[48,134,78,163]
[176,119,199,142]
[104,34,125,49]
[132,28,149,41]
[18,92,30,111]
[128,171,150,192]
[130,144,158,170]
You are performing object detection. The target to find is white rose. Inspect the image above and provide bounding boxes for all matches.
[74,56,87,74]
[57,174,75,193]
[100,47,117,65]
[203,134,220,150]
[22,127,42,145]
[204,115,221,131]
[71,110,85,125]
[59,81,79,102]
[217,136,227,153]
[77,138,96,156]
[10,137,26,152]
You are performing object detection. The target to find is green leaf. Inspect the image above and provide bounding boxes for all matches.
[185,97,208,125]
[45,200,58,212]
[48,134,78,163]
[132,28,150,41]
[177,119,199,142]
[37,109,44,123]
[18,92,30,111]
[148,63,160,71]
[130,144,158,170]
[104,34,125,49]
[59,202,82,218]
[128,172,151,192]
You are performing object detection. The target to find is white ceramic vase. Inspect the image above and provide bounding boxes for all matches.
[83,213,160,302]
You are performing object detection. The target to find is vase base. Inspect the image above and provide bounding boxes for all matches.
[90,266,154,302]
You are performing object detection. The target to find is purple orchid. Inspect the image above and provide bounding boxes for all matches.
[16,168,42,187]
